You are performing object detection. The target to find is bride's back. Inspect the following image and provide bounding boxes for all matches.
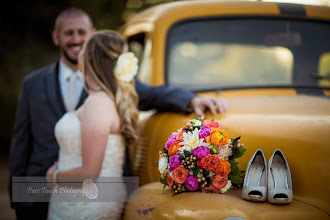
[55,110,125,177]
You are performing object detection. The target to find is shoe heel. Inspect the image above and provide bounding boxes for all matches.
[242,149,267,202]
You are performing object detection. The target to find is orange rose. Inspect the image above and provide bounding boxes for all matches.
[200,154,219,172]
[168,141,181,156]
[215,159,231,176]
[211,175,228,189]
[172,165,189,184]
[205,128,229,146]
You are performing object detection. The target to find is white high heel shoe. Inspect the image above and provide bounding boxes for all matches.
[242,149,267,202]
[267,149,293,204]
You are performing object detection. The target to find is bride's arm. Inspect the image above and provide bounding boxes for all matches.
[47,92,120,185]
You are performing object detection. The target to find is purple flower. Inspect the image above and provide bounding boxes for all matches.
[199,126,211,139]
[193,146,210,159]
[169,154,181,171]
[165,133,177,149]
[184,175,199,191]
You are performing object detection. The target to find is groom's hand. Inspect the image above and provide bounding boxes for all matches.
[189,96,228,117]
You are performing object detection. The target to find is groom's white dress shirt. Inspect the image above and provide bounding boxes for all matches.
[58,60,84,112]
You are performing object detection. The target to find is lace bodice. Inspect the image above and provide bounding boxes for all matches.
[48,112,126,220]
[54,112,125,177]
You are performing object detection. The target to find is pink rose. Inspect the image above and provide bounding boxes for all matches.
[166,173,174,187]
[184,175,199,191]
[176,129,186,142]
[203,121,222,129]
[172,165,189,184]
[202,185,220,194]
[165,134,177,149]
[193,146,210,159]
[199,126,211,139]
[211,175,228,189]
[169,154,181,171]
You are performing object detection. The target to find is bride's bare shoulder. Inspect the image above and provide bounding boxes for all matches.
[80,91,120,134]
[83,91,117,115]
[85,91,114,105]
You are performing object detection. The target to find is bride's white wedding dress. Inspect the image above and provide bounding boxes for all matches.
[48,112,126,220]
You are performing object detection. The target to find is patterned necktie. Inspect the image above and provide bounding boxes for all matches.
[64,73,78,112]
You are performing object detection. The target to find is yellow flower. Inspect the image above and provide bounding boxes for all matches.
[205,128,229,146]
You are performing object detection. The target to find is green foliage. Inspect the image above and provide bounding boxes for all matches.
[163,147,169,157]
[228,173,243,184]
[229,160,243,177]
[228,159,244,185]
[231,147,246,159]
[184,127,194,132]
[210,147,217,154]
[160,176,167,191]
[193,126,202,130]
[206,177,211,186]
[198,181,204,190]
[193,166,199,176]
[231,136,241,146]
[160,176,167,185]
[193,115,200,120]
[229,160,239,172]
[229,136,246,161]
[203,170,210,177]
[184,150,192,157]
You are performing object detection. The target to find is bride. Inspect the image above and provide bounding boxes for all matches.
[46,30,139,219]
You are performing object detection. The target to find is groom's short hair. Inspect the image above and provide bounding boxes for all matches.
[54,8,93,31]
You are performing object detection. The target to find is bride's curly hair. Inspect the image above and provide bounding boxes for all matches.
[82,30,139,146]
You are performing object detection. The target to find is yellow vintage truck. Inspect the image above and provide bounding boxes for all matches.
[121,1,330,219]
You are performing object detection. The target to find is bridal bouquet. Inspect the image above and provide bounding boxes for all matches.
[158,116,246,195]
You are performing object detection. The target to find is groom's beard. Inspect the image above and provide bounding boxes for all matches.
[63,51,78,65]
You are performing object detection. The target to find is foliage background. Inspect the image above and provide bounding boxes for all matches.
[0,0,177,154]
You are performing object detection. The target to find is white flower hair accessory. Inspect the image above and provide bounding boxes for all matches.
[114,52,138,82]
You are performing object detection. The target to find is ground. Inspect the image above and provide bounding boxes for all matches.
[0,154,16,220]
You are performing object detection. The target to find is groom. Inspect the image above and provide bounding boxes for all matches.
[8,8,227,220]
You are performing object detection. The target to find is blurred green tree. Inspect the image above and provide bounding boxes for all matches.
[0,0,178,154]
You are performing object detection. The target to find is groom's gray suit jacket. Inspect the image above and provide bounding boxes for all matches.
[9,61,195,208]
